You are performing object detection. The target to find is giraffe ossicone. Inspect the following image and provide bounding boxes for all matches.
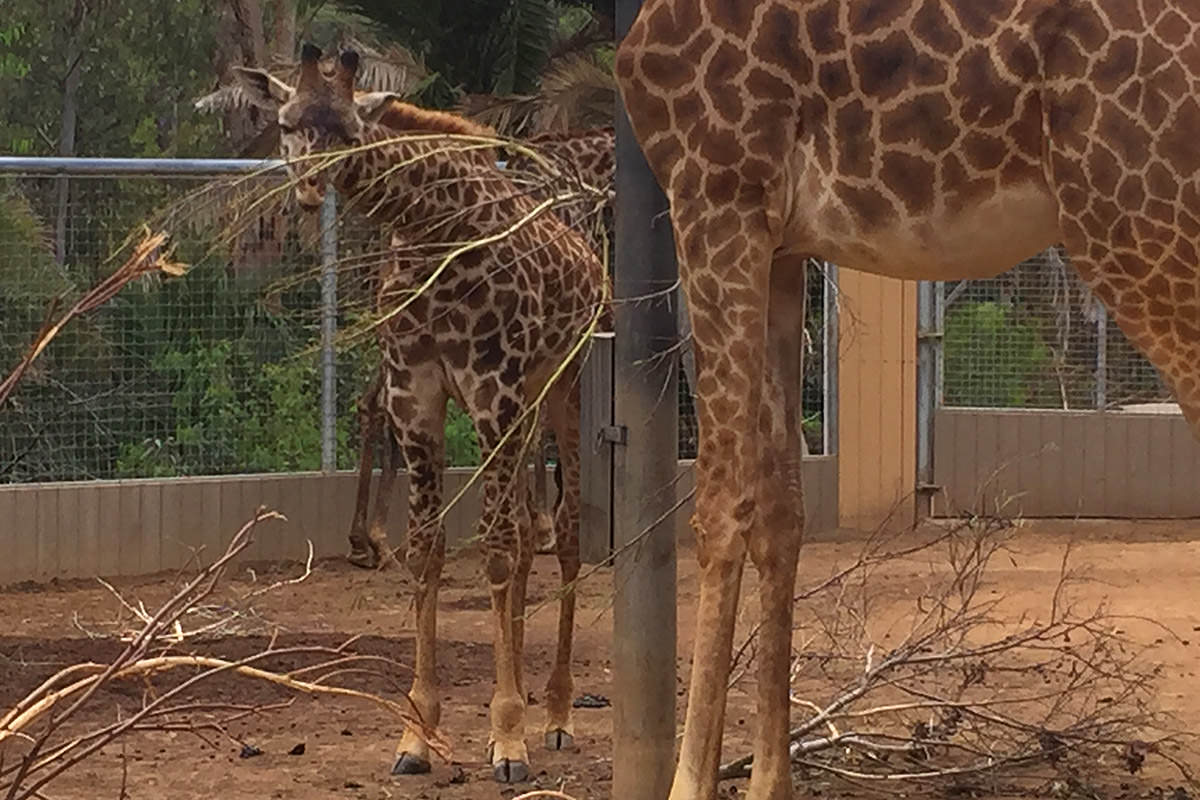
[233,41,609,784]
[617,2,1200,799]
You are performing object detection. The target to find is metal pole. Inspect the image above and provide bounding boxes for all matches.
[0,156,287,175]
[320,188,339,473]
[916,280,941,519]
[612,0,679,795]
[1095,304,1108,410]
[822,262,839,456]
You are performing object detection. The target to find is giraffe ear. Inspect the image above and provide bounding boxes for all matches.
[231,67,294,111]
[354,92,403,123]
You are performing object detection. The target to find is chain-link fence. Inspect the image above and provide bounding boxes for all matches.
[2,159,835,485]
[2,167,366,483]
[939,247,1171,411]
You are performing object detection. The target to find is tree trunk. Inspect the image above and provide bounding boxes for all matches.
[54,1,87,267]
[268,0,295,64]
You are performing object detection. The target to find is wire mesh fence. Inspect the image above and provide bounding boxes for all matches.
[1,170,360,482]
[940,246,1172,411]
[2,160,833,484]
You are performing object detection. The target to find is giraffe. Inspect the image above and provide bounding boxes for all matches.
[346,124,616,567]
[615,2,1200,798]
[233,44,609,783]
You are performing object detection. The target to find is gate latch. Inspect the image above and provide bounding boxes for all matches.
[599,425,627,446]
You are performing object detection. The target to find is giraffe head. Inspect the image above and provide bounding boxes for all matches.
[232,43,398,210]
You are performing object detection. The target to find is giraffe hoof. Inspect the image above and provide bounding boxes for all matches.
[544,729,574,751]
[391,752,432,775]
[492,759,530,784]
[347,550,378,570]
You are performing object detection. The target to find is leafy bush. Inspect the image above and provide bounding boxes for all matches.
[944,301,1051,407]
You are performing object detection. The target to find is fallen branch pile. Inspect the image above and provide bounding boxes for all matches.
[720,516,1196,795]
[0,509,444,800]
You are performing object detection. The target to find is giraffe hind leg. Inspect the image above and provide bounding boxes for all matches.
[348,370,386,569]
[541,372,581,751]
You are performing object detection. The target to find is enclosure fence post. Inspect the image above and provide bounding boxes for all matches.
[320,187,339,474]
[822,262,839,456]
[1095,304,1108,411]
[916,280,942,519]
[612,0,679,793]
[579,332,615,565]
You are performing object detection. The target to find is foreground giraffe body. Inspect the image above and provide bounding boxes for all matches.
[347,125,616,565]
[235,45,608,782]
[616,2,1200,798]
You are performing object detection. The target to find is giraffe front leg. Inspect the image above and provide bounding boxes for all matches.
[384,372,449,776]
[542,377,581,751]
[668,211,780,800]
[477,426,533,783]
[743,257,809,800]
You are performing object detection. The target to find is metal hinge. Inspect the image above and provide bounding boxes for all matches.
[599,425,628,446]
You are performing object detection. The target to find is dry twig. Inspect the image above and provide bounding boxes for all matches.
[718,517,1193,793]
[0,509,444,800]
[0,230,186,410]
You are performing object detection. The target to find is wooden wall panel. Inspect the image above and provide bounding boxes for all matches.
[837,269,918,531]
[0,457,839,586]
[933,408,1200,518]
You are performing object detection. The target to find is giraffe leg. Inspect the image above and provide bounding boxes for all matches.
[668,211,778,800]
[744,257,808,800]
[386,368,449,776]
[367,425,402,568]
[532,427,557,554]
[349,371,386,569]
[474,408,534,783]
[542,374,581,751]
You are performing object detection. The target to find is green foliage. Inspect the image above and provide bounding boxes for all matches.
[445,399,480,467]
[0,0,223,159]
[944,301,1051,407]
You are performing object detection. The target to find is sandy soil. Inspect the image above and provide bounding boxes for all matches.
[2,519,1198,799]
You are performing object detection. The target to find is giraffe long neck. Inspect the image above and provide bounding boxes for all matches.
[332,123,515,241]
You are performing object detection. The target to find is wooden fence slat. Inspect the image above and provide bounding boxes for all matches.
[97,484,122,578]
[76,484,100,580]
[579,333,613,564]
[12,488,38,583]
[0,489,17,585]
[56,484,80,579]
[119,484,143,577]
[139,482,163,575]
[36,485,60,580]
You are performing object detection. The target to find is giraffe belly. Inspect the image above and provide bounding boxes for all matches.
[791,182,1062,282]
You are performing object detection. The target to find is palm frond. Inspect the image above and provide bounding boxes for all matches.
[460,49,614,136]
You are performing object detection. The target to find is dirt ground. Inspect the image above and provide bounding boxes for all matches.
[2,519,1199,799]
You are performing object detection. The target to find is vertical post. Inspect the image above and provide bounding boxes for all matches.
[822,262,839,456]
[579,332,615,565]
[320,188,339,473]
[916,280,941,519]
[1095,304,1108,411]
[613,0,679,794]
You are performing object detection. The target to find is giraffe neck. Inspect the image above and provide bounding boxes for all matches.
[332,120,514,240]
